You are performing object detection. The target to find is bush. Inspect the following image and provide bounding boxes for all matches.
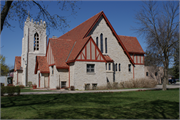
[70,86,75,91]
[7,84,15,86]
[64,87,69,90]
[107,82,112,89]
[1,83,4,86]
[1,86,6,96]
[112,82,119,89]
[15,86,21,95]
[27,82,32,87]
[119,78,157,89]
[6,86,16,96]
[18,85,25,89]
[56,86,60,90]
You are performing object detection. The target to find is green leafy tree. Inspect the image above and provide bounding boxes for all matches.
[0,55,9,76]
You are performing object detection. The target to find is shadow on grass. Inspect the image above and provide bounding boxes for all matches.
[26,100,178,119]
[1,91,179,119]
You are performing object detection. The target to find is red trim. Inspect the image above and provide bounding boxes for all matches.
[40,71,50,73]
[72,37,106,63]
[90,40,92,60]
[84,11,134,65]
[49,64,55,66]
[76,60,105,62]
[56,67,69,69]
[95,47,97,60]
[68,66,70,88]
[96,54,100,60]
[133,54,134,62]
[135,63,144,65]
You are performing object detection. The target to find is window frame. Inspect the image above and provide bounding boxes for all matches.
[96,37,98,48]
[87,64,95,73]
[100,33,103,53]
[105,37,107,53]
[34,32,39,51]
[119,63,121,71]
[128,64,131,72]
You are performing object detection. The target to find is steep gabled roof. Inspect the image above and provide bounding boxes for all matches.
[14,56,22,71]
[66,36,91,63]
[59,12,102,40]
[118,35,145,54]
[58,11,134,64]
[35,56,49,74]
[49,38,75,68]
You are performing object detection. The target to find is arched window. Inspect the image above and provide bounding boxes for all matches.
[119,63,121,71]
[105,38,107,53]
[100,33,103,53]
[96,37,98,48]
[34,32,39,51]
[109,63,111,70]
[115,63,117,71]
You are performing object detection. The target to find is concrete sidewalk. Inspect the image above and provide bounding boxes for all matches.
[15,83,180,95]
[4,83,179,96]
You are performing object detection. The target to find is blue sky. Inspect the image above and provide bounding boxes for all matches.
[1,1,165,68]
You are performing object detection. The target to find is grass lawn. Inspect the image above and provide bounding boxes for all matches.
[1,89,179,119]
[20,88,56,92]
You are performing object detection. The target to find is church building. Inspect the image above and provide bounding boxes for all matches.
[13,11,145,90]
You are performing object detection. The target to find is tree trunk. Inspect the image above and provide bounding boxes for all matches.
[163,54,169,91]
[1,1,13,33]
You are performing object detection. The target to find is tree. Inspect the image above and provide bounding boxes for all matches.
[0,55,9,76]
[172,45,179,79]
[1,0,80,35]
[135,1,179,90]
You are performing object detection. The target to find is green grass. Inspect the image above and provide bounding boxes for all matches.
[1,89,179,119]
[20,88,56,92]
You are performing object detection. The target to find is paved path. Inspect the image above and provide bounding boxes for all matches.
[20,82,180,95]
[4,82,180,96]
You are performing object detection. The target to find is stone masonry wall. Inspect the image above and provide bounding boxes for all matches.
[73,61,106,90]
[88,16,133,83]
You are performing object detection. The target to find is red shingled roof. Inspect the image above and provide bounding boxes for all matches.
[49,38,75,68]
[104,55,113,62]
[35,56,49,74]
[118,35,145,54]
[59,12,102,40]
[48,11,136,68]
[66,36,91,63]
[14,56,22,71]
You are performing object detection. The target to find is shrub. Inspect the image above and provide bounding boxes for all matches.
[1,86,6,96]
[56,86,60,90]
[27,82,32,87]
[70,86,75,91]
[1,83,4,86]
[112,82,118,89]
[107,82,112,89]
[6,86,16,96]
[19,85,25,89]
[64,87,69,90]
[7,84,15,86]
[15,86,21,95]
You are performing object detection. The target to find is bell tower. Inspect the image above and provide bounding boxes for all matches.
[21,15,47,86]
